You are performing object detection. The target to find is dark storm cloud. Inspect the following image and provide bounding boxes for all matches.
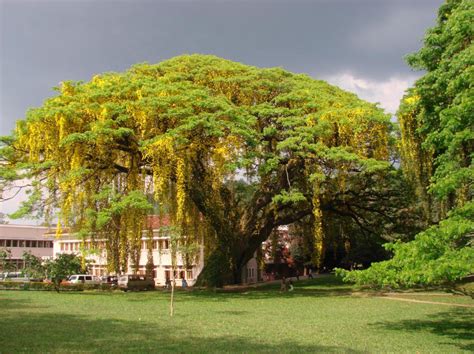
[1,0,443,135]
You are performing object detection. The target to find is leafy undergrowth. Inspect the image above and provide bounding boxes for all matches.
[0,276,472,353]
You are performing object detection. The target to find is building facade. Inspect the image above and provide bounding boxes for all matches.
[0,224,55,270]
[52,216,204,286]
[0,220,262,285]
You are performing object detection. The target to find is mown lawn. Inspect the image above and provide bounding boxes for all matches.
[0,276,472,353]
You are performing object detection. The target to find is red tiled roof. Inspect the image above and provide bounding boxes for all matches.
[146,215,171,229]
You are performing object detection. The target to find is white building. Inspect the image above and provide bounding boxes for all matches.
[52,216,204,286]
[0,221,261,285]
[0,224,55,270]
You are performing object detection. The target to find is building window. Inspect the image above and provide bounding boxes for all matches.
[12,240,18,247]
[246,268,255,279]
[186,270,193,279]
[6,240,11,247]
[0,240,5,247]
[31,241,37,248]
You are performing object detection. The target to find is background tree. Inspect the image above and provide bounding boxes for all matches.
[21,251,45,279]
[339,0,474,288]
[44,253,82,292]
[0,248,14,272]
[1,55,413,286]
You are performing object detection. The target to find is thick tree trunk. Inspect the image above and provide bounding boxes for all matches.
[195,246,244,287]
[190,154,312,287]
[194,247,233,287]
[195,204,312,287]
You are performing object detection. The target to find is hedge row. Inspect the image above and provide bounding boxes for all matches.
[0,281,115,291]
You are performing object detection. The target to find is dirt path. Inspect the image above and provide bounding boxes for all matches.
[378,296,474,308]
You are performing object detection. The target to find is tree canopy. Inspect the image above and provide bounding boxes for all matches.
[339,0,474,288]
[44,253,83,292]
[1,54,411,286]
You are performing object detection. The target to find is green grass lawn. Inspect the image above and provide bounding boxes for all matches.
[0,276,472,353]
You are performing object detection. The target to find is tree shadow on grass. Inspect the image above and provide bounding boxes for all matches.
[0,311,362,353]
[119,287,354,305]
[179,284,354,302]
[370,308,474,352]
[0,276,355,306]
[0,295,49,311]
[129,276,355,303]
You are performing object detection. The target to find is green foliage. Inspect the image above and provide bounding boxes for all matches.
[0,248,15,272]
[288,240,306,265]
[341,0,474,288]
[272,189,307,205]
[403,0,473,205]
[2,54,405,285]
[0,281,112,291]
[21,251,46,279]
[44,253,83,291]
[8,187,43,220]
[338,201,474,287]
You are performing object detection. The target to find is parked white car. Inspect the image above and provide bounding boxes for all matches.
[67,274,100,284]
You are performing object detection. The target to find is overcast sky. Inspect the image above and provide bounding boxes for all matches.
[0,0,443,221]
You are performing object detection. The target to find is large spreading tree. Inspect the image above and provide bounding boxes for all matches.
[339,0,473,288]
[1,55,412,286]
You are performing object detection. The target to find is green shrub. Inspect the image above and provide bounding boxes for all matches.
[336,203,474,289]
[0,281,23,290]
[99,283,113,291]
[29,282,55,291]
[0,281,113,291]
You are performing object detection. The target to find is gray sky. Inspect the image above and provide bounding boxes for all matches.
[0,0,443,221]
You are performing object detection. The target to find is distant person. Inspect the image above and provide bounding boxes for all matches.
[308,269,313,279]
[295,269,300,281]
[288,279,294,291]
[181,278,188,289]
[165,277,171,289]
[280,276,287,292]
